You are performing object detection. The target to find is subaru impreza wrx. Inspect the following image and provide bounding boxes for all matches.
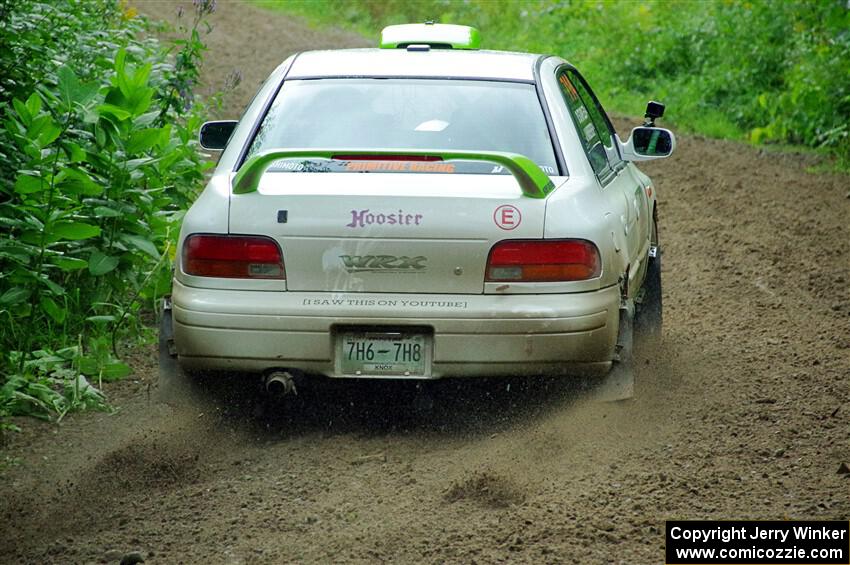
[160,23,676,400]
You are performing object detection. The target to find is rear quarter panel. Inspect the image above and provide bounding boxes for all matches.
[538,57,628,293]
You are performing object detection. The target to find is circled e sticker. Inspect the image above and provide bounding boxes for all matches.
[494,205,521,230]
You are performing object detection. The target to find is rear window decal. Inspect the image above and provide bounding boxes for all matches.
[575,106,589,124]
[345,161,456,173]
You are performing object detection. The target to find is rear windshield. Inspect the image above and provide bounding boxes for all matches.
[246,78,559,175]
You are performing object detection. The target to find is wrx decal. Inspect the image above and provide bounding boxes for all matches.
[340,255,427,272]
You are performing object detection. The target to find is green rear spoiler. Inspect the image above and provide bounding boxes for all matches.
[232,149,556,199]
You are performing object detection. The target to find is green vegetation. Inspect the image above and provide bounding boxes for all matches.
[263,0,850,166]
[0,0,218,430]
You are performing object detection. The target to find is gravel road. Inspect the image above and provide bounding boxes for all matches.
[2,2,848,563]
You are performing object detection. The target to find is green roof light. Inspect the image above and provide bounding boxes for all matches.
[380,23,481,50]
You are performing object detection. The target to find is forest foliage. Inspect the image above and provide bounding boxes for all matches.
[0,0,216,429]
[272,0,850,165]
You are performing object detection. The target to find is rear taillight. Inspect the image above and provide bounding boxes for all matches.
[183,235,285,279]
[486,239,601,282]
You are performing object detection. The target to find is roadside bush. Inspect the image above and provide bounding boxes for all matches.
[271,0,850,165]
[0,0,216,428]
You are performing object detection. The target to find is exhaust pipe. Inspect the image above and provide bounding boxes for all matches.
[265,370,298,397]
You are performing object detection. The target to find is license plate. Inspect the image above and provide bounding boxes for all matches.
[336,331,430,377]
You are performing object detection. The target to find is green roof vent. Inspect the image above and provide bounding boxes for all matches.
[380,23,481,50]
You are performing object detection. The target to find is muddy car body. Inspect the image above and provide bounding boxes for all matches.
[163,24,675,399]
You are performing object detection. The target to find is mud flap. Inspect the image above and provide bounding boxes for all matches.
[157,297,187,402]
[595,301,635,402]
[635,247,662,342]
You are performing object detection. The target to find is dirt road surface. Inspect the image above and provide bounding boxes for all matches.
[2,2,849,563]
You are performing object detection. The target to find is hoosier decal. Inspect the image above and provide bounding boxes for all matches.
[347,209,423,228]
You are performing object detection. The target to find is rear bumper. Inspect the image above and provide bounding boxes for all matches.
[171,281,620,378]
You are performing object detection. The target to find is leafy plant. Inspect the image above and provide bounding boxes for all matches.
[3,348,110,422]
[0,0,217,428]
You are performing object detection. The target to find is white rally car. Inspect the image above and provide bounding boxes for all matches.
[159,23,675,400]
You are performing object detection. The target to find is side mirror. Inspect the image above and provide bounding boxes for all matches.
[618,127,676,162]
[199,120,237,150]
